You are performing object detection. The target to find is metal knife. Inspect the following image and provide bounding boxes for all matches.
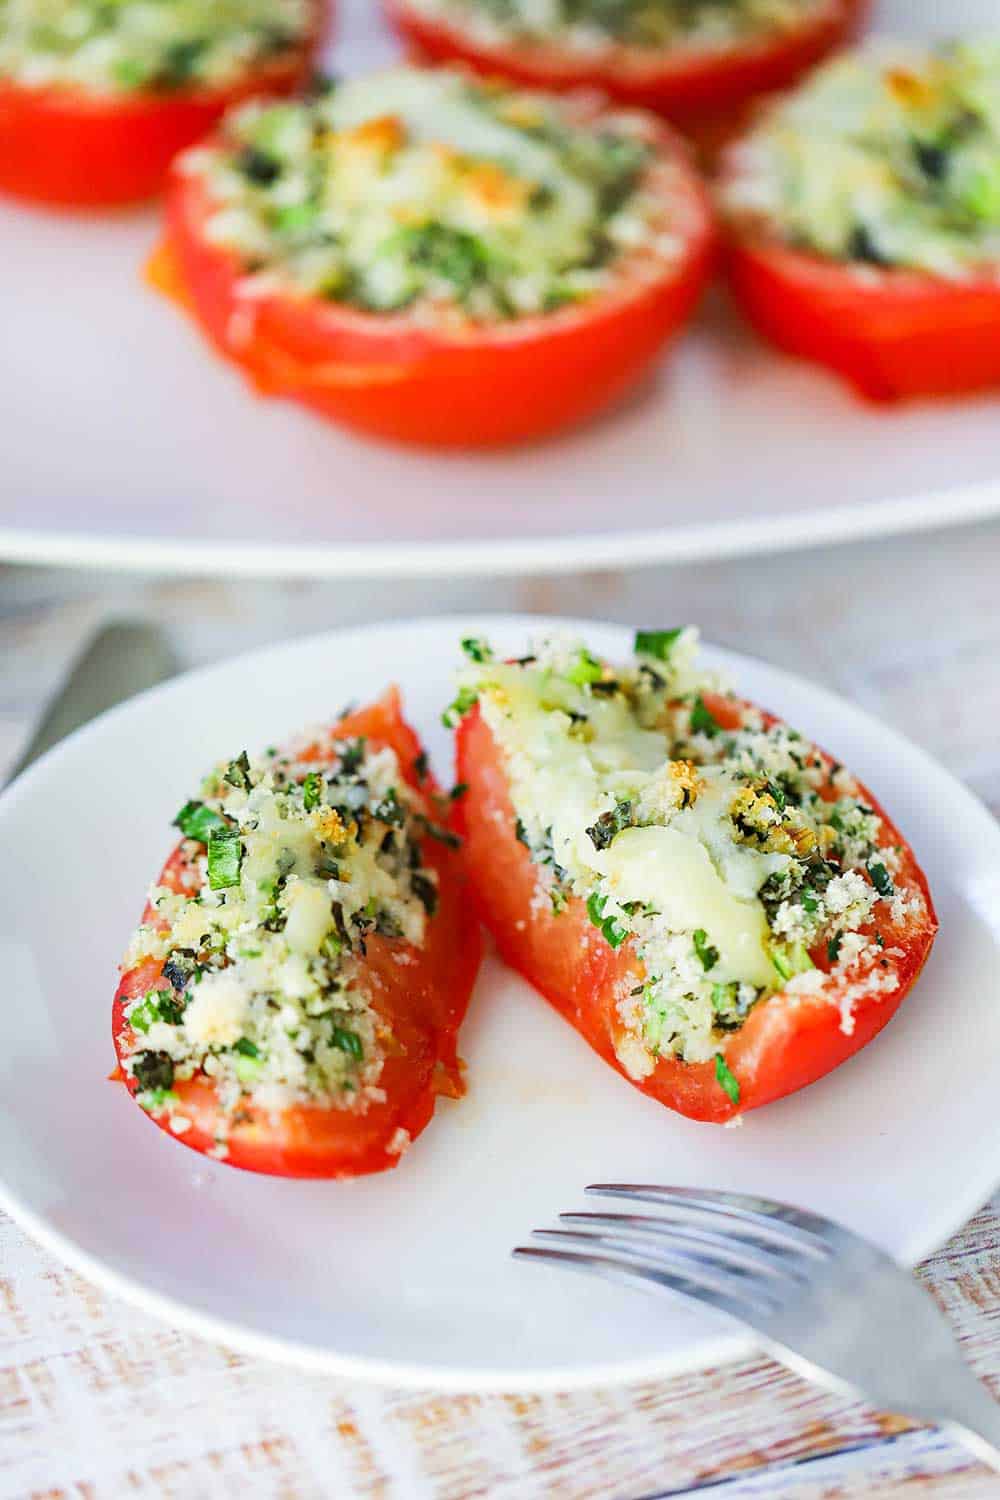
[6,619,179,784]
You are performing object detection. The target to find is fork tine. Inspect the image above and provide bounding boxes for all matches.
[558,1212,812,1284]
[586,1185,836,1257]
[533,1227,783,1314]
[513,1244,764,1326]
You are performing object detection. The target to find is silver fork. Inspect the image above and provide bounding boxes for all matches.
[515,1184,1000,1473]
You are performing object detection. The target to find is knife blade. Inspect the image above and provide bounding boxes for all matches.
[6,619,179,784]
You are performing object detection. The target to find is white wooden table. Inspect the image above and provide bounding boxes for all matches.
[3,523,1000,1498]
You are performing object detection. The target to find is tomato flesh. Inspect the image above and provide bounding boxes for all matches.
[453,697,937,1124]
[112,689,482,1177]
[154,111,715,447]
[724,234,1000,402]
[0,8,325,210]
[386,0,869,154]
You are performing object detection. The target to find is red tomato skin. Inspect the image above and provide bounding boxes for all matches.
[453,696,937,1124]
[386,0,869,153]
[154,114,716,447]
[724,234,1000,401]
[0,7,327,210]
[112,689,482,1177]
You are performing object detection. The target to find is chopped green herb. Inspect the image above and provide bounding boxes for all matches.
[565,649,604,686]
[233,1038,259,1058]
[690,695,720,738]
[634,628,683,660]
[137,1087,179,1113]
[413,750,429,782]
[339,738,365,774]
[715,1053,740,1106]
[331,1026,364,1062]
[868,861,894,897]
[302,772,322,811]
[207,828,243,890]
[460,637,492,663]
[801,888,819,914]
[449,782,469,801]
[173,800,229,843]
[693,928,719,972]
[236,1055,264,1084]
[374,788,406,827]
[224,751,251,792]
[132,1050,175,1092]
[585,800,633,851]
[442,686,478,728]
[827,932,842,963]
[586,890,627,949]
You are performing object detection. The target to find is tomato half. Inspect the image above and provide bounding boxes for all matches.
[112,689,482,1177]
[0,7,326,210]
[723,230,1000,402]
[453,693,937,1124]
[153,106,715,447]
[386,0,869,154]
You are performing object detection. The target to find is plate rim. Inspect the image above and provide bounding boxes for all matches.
[1,610,997,1391]
[3,478,1000,581]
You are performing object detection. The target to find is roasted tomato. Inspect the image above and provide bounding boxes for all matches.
[113,689,481,1177]
[0,1,326,210]
[151,67,715,447]
[719,39,1000,400]
[451,633,937,1124]
[385,0,869,155]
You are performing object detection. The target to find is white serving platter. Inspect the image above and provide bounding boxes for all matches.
[1,0,998,581]
[0,614,998,1391]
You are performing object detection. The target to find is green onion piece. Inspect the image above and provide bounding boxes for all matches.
[207,829,243,890]
[173,800,229,843]
[690,695,720,738]
[693,928,720,972]
[128,999,156,1034]
[601,915,628,950]
[634,628,683,660]
[302,772,322,811]
[565,649,603,686]
[587,891,607,927]
[274,200,320,234]
[442,687,478,728]
[460,637,492,663]
[801,889,819,914]
[715,1054,740,1105]
[772,942,815,982]
[235,1056,263,1084]
[331,1026,364,1062]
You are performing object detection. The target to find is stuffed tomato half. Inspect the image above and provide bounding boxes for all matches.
[386,0,868,153]
[154,66,715,447]
[450,631,936,1124]
[719,38,1000,400]
[0,0,325,208]
[113,690,481,1177]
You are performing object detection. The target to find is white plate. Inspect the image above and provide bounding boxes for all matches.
[1,613,999,1392]
[3,0,1000,582]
